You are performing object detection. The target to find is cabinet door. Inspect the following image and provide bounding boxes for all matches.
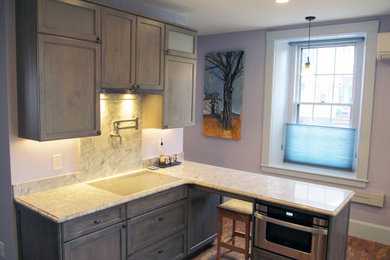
[163,55,196,128]
[38,34,100,140]
[165,25,197,59]
[136,17,164,91]
[187,187,221,254]
[63,223,126,260]
[101,7,136,90]
[38,0,101,42]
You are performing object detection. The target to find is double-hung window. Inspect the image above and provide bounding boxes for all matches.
[284,39,364,171]
[261,21,378,188]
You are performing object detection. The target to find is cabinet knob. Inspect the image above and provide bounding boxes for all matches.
[97,130,102,136]
[158,250,164,254]
[96,37,102,43]
[158,217,164,222]
[94,220,101,224]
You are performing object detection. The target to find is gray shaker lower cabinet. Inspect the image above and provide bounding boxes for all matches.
[63,223,126,260]
[187,186,221,254]
[16,185,222,260]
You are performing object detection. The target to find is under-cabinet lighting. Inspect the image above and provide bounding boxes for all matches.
[276,0,289,3]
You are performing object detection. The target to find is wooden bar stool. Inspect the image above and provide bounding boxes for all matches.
[216,199,253,260]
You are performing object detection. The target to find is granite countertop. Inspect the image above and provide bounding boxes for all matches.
[14,161,354,223]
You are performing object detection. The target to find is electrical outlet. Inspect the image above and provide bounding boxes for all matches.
[0,241,5,258]
[157,139,163,153]
[52,154,62,170]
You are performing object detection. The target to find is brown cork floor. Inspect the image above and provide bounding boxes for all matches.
[191,218,390,260]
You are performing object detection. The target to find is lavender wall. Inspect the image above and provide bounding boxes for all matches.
[184,30,266,172]
[184,15,390,228]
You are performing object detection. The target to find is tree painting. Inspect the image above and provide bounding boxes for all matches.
[203,51,244,140]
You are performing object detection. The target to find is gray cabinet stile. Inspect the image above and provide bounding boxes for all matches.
[101,7,136,90]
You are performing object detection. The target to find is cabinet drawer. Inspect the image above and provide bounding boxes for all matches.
[63,222,126,260]
[127,229,186,260]
[63,205,125,241]
[127,199,187,254]
[126,186,187,218]
[38,0,101,42]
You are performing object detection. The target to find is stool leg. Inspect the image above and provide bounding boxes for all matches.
[232,219,236,245]
[244,216,251,260]
[216,211,223,260]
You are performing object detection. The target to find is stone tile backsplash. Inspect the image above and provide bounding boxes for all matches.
[80,94,143,181]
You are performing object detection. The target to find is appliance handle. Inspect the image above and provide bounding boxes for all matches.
[254,212,328,235]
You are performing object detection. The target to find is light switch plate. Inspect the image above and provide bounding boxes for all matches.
[52,154,62,170]
[0,241,5,258]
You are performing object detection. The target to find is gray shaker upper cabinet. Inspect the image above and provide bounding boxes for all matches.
[101,7,136,90]
[163,56,196,128]
[37,0,101,42]
[16,0,101,141]
[142,56,196,129]
[136,17,165,92]
[165,25,197,59]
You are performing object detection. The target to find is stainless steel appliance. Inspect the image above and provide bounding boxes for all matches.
[254,202,328,260]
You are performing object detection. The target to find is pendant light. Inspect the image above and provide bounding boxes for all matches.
[302,16,316,75]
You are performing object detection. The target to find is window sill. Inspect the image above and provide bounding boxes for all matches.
[260,163,368,188]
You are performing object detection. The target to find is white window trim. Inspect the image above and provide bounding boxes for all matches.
[261,21,378,188]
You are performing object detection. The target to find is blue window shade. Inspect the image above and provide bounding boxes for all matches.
[284,124,357,171]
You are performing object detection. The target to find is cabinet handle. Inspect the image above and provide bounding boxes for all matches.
[94,220,101,224]
[96,36,102,43]
[130,85,137,92]
[158,217,164,222]
[158,250,164,254]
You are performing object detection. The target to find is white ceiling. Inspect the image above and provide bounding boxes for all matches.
[133,0,390,35]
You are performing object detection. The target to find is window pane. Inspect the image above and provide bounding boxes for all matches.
[299,76,315,102]
[316,47,335,74]
[297,104,313,124]
[335,46,355,74]
[334,75,353,104]
[331,106,351,127]
[301,48,317,73]
[315,75,334,103]
[313,105,331,126]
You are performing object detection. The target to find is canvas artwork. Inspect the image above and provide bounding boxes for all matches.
[203,51,244,140]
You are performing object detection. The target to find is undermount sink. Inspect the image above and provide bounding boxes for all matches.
[87,170,181,196]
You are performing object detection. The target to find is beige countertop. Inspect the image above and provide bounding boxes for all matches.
[14,161,354,223]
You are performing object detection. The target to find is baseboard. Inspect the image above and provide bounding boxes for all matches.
[349,219,390,245]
